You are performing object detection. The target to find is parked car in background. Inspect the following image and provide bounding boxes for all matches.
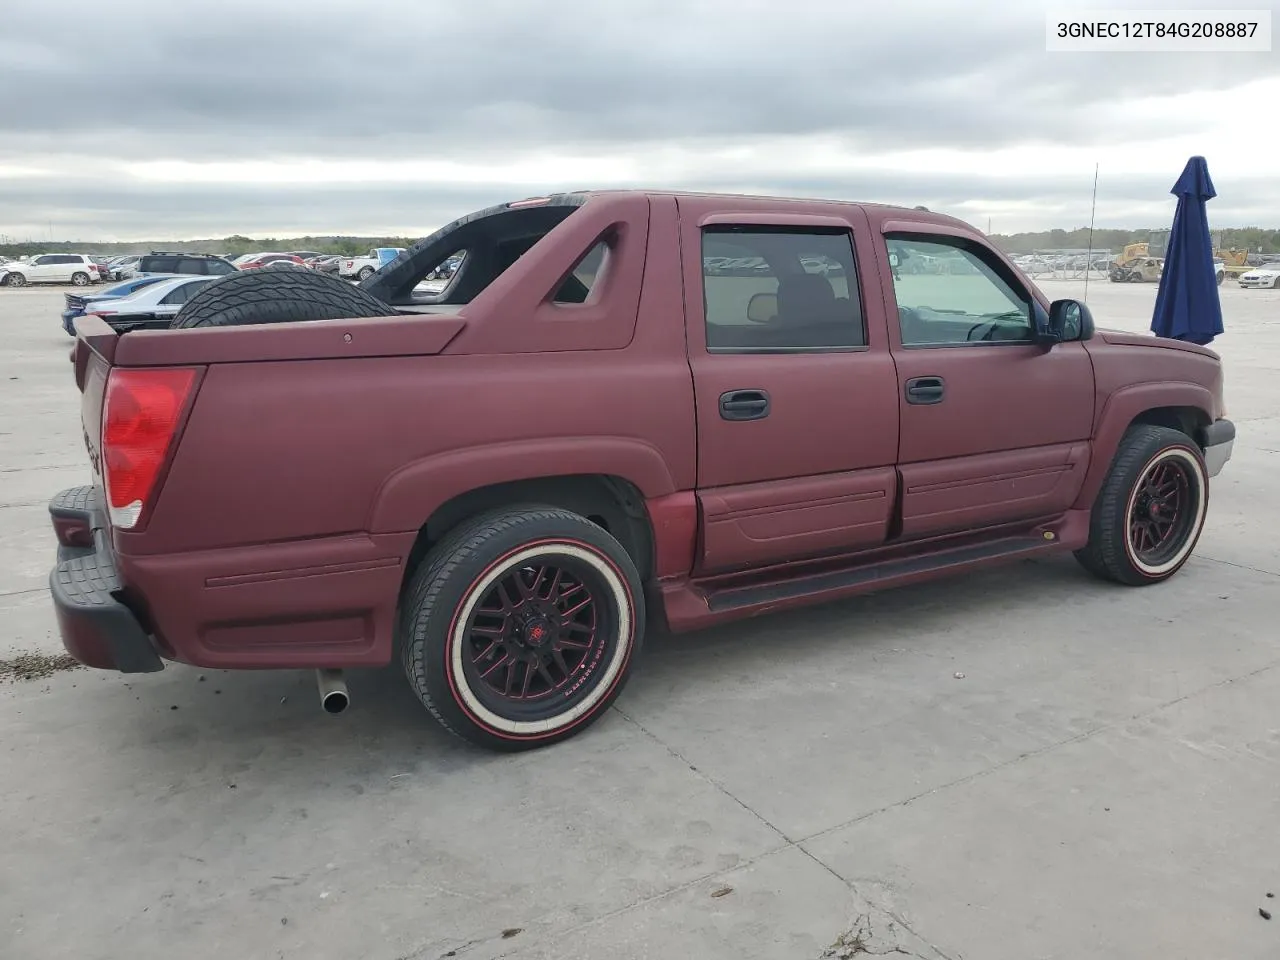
[1237,263,1280,289]
[426,252,464,281]
[61,275,176,335]
[307,255,344,275]
[238,253,305,270]
[81,275,216,331]
[107,256,142,280]
[290,251,325,261]
[0,253,102,286]
[1110,257,1164,283]
[123,252,238,279]
[339,246,406,280]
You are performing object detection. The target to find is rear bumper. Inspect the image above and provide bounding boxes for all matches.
[48,486,164,673]
[50,486,412,670]
[1201,418,1235,478]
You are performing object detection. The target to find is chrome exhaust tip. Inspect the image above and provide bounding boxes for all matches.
[316,669,349,715]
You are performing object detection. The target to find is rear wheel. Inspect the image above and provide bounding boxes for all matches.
[1074,425,1209,586]
[399,507,644,751]
[170,267,393,329]
[71,272,90,286]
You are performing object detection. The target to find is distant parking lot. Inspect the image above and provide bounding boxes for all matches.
[2,280,1278,960]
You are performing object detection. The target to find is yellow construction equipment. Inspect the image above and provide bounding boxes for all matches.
[1214,247,1251,280]
[1108,242,1152,282]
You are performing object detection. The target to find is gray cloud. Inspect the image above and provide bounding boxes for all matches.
[3,168,1274,242]
[1,0,1277,237]
[3,0,1274,155]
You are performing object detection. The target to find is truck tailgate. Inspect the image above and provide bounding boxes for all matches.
[112,313,466,366]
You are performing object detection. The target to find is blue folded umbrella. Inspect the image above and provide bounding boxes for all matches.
[1151,156,1224,346]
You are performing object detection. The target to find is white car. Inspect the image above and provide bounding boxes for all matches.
[1238,263,1280,289]
[338,247,406,280]
[83,274,216,327]
[1,253,103,287]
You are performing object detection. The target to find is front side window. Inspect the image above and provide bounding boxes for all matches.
[177,259,204,274]
[885,235,1034,346]
[206,259,235,275]
[144,257,178,273]
[702,228,864,351]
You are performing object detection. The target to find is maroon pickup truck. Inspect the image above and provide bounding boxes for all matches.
[50,190,1235,750]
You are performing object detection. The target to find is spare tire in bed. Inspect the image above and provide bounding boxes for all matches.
[170,268,395,329]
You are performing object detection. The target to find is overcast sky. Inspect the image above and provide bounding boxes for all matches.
[1,0,1275,241]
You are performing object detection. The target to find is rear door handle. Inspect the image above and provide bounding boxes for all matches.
[905,376,945,405]
[719,389,771,421]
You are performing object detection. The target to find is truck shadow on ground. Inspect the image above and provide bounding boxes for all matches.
[82,554,1122,775]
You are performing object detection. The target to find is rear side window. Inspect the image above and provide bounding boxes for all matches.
[702,229,864,351]
[160,280,209,304]
[554,240,608,304]
[143,257,178,273]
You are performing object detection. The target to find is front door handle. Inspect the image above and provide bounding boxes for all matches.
[905,376,945,405]
[719,389,771,421]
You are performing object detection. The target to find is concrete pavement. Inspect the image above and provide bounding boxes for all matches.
[1,280,1277,959]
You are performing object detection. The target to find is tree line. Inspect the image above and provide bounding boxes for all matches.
[0,235,417,259]
[990,226,1280,255]
[5,225,1280,260]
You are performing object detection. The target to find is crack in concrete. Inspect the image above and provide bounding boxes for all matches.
[1197,554,1280,579]
[799,653,1280,849]
[402,843,793,960]
[605,654,1280,960]
[615,708,954,959]
[0,586,46,599]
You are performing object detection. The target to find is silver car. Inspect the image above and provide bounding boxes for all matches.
[82,274,216,327]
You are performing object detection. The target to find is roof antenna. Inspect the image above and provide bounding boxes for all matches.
[1083,162,1099,303]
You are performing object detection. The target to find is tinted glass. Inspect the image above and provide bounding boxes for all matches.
[702,229,864,350]
[885,235,1034,346]
[143,257,179,273]
[554,241,608,304]
[206,259,235,275]
[177,259,205,274]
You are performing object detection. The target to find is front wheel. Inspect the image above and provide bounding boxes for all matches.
[4,272,27,287]
[1273,276,1280,289]
[358,266,375,281]
[1074,425,1209,586]
[400,507,644,751]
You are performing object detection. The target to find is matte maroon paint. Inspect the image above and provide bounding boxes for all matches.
[53,190,1228,674]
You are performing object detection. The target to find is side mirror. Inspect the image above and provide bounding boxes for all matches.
[747,292,778,323]
[1042,298,1094,344]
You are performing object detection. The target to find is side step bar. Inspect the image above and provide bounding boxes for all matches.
[706,535,1056,612]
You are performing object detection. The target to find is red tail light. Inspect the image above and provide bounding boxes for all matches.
[102,367,198,529]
